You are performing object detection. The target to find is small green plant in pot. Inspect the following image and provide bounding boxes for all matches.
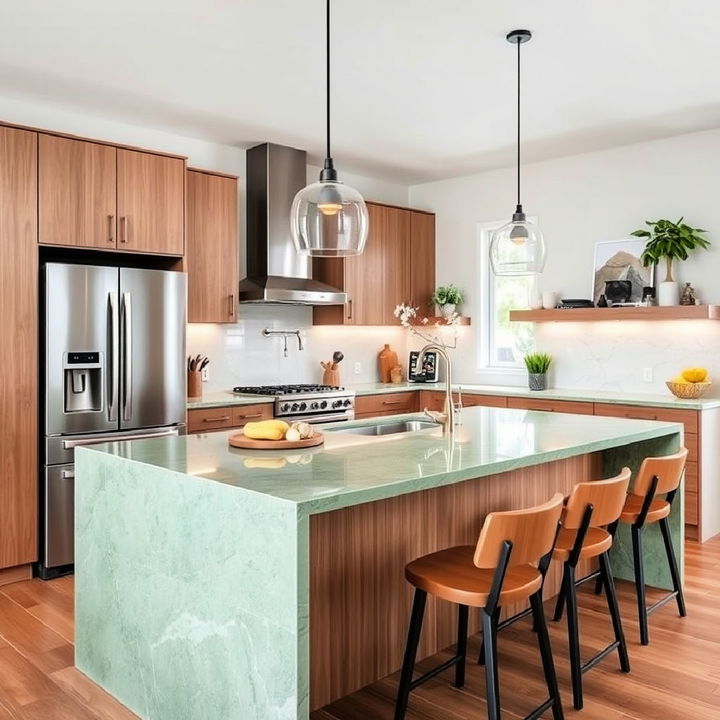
[524,352,552,391]
[631,218,710,306]
[432,284,463,319]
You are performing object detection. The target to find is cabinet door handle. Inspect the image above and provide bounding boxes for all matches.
[203,415,230,423]
[108,214,115,243]
[347,299,353,320]
[228,293,235,319]
[120,216,128,243]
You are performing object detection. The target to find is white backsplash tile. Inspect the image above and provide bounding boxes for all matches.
[186,306,411,391]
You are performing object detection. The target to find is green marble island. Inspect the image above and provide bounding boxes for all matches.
[75,407,683,720]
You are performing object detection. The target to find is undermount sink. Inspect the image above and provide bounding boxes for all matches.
[328,420,440,436]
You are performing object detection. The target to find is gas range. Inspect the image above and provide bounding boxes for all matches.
[232,384,355,423]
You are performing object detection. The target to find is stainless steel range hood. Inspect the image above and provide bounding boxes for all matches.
[238,143,347,305]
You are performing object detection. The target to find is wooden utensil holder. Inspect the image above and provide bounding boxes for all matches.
[322,368,340,387]
[187,370,202,399]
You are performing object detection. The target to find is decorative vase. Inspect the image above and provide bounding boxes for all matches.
[439,303,456,319]
[658,281,679,307]
[528,373,547,391]
[378,344,399,383]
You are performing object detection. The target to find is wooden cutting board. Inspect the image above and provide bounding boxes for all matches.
[228,431,324,450]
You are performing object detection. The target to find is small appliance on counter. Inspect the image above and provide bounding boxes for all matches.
[408,350,438,383]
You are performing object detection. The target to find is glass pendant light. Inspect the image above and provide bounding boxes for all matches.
[291,0,369,257]
[490,29,547,276]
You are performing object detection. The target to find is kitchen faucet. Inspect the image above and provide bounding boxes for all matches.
[262,328,304,357]
[418,343,455,436]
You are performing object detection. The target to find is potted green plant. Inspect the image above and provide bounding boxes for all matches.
[631,218,710,306]
[523,352,552,391]
[431,285,463,319]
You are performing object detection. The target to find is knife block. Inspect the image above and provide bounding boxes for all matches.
[187,370,202,399]
[321,362,340,388]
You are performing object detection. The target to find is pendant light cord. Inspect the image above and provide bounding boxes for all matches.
[326,0,331,162]
[516,37,521,208]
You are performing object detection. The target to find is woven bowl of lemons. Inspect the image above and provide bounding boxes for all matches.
[666,367,712,399]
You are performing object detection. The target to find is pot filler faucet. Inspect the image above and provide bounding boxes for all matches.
[262,328,304,358]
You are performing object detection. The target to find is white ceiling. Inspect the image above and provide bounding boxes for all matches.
[1,0,719,184]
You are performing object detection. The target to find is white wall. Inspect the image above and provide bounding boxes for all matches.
[0,94,413,390]
[409,128,720,395]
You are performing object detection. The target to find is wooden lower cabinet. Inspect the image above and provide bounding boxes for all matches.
[0,126,38,571]
[354,392,419,419]
[420,390,507,412]
[187,404,272,434]
[507,397,594,415]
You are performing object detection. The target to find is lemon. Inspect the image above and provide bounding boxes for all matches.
[681,367,708,383]
[671,375,690,385]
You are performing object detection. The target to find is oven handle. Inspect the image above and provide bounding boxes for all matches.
[281,412,354,425]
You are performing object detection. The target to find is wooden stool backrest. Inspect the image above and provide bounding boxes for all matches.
[631,448,688,497]
[563,468,631,529]
[473,493,564,569]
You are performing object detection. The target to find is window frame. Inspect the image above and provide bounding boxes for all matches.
[476,220,536,381]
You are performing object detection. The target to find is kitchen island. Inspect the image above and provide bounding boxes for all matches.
[75,408,683,720]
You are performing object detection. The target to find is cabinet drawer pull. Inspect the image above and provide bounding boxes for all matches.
[626,413,657,421]
[203,415,230,423]
[108,214,115,243]
[382,400,405,406]
[528,406,554,412]
[236,412,263,419]
[120,216,128,243]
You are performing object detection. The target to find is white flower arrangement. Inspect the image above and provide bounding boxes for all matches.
[393,303,461,350]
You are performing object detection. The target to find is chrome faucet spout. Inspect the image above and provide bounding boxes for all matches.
[418,343,455,435]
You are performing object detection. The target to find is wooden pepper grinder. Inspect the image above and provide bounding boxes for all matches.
[321,351,344,387]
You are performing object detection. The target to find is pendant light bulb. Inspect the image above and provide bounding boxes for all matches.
[489,30,547,276]
[290,0,368,257]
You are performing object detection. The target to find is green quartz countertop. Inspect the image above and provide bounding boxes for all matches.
[83,407,682,514]
[187,391,274,410]
[347,381,720,410]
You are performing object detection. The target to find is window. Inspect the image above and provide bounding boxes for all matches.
[478,222,535,373]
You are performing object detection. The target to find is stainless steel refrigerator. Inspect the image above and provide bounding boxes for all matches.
[40,262,186,578]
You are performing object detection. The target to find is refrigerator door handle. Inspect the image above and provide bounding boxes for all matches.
[122,292,133,422]
[108,291,119,422]
[62,427,180,450]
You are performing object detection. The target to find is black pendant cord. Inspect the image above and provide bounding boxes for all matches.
[326,0,331,162]
[516,37,521,211]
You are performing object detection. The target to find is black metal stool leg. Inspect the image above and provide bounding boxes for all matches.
[659,516,687,617]
[564,564,584,710]
[631,525,650,645]
[394,589,427,720]
[455,604,469,688]
[552,566,567,622]
[481,608,501,720]
[599,551,630,672]
[530,591,565,720]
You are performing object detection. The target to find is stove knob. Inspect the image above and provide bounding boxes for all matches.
[299,402,307,411]
[320,400,328,409]
[291,403,299,411]
[310,401,319,410]
[281,403,290,412]
[343,399,352,407]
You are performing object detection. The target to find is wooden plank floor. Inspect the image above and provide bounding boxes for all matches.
[0,537,717,719]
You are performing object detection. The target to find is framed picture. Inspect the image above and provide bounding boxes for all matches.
[592,238,653,305]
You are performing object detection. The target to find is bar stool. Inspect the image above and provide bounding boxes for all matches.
[394,494,565,720]
[613,448,688,646]
[551,468,632,710]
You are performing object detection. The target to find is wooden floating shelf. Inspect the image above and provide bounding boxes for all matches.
[510,306,720,322]
[409,316,471,326]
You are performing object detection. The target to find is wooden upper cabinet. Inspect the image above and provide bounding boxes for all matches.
[313,202,434,326]
[117,149,185,255]
[410,211,436,316]
[186,169,239,323]
[0,127,38,569]
[39,134,117,248]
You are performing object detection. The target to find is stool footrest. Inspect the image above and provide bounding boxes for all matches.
[574,569,600,586]
[581,640,620,674]
[497,605,533,631]
[523,697,555,720]
[646,590,678,617]
[408,653,463,691]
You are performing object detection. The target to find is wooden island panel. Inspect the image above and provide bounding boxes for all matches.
[309,452,599,710]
